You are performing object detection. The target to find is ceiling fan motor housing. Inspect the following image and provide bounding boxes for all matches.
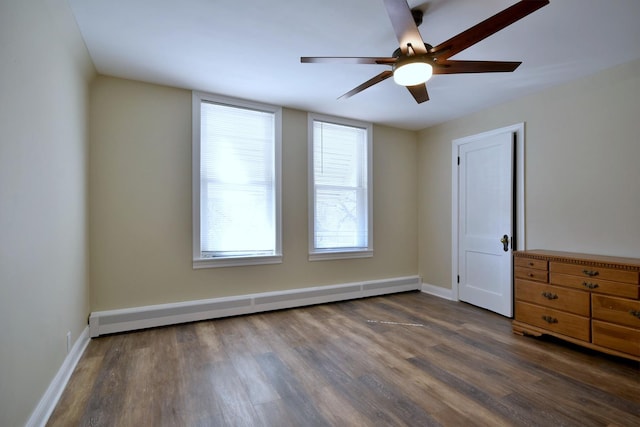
[392,43,433,59]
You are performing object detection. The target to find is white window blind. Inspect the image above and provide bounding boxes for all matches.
[193,93,282,267]
[310,116,372,258]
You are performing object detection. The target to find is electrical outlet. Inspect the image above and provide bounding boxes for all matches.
[66,331,71,354]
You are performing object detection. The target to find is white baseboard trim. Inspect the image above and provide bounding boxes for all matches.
[26,326,90,427]
[421,282,456,301]
[89,276,421,337]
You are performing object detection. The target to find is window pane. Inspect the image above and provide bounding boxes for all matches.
[201,103,274,184]
[200,101,276,256]
[314,187,365,248]
[313,122,365,187]
[311,118,370,253]
[202,184,274,253]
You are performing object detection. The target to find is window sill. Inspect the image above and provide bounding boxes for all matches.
[193,254,282,269]
[308,249,373,261]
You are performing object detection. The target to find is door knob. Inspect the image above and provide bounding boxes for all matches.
[500,235,509,252]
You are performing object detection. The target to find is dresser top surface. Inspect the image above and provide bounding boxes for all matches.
[514,250,640,270]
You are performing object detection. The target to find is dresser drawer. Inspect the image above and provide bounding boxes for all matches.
[515,279,589,316]
[515,267,548,283]
[515,257,548,271]
[515,301,590,341]
[592,294,640,328]
[550,273,640,299]
[592,320,640,357]
[550,262,639,285]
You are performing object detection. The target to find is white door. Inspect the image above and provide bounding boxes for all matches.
[457,131,514,316]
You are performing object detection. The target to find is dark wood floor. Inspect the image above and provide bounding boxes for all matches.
[48,291,640,426]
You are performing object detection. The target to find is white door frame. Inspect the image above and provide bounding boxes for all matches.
[451,123,526,302]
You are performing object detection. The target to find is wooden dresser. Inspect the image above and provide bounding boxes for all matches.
[513,250,640,361]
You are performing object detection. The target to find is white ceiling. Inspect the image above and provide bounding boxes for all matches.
[68,0,640,130]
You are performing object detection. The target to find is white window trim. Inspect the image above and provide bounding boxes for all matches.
[307,113,373,261]
[192,92,282,269]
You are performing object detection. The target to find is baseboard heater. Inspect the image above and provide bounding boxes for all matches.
[89,276,421,337]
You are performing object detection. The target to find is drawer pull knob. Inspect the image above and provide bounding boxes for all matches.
[528,273,534,277]
[541,291,558,300]
[629,310,640,319]
[528,262,535,266]
[582,269,599,277]
[542,315,558,324]
[582,282,599,290]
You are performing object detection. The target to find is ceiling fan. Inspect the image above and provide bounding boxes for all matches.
[301,0,549,103]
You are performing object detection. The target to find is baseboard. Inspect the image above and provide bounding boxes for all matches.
[89,276,421,337]
[421,282,456,301]
[26,326,90,427]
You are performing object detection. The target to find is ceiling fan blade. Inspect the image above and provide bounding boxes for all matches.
[301,56,396,65]
[406,84,429,103]
[383,0,428,55]
[338,70,394,100]
[434,60,522,74]
[430,0,549,60]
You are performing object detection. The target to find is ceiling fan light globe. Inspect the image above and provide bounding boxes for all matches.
[393,61,433,86]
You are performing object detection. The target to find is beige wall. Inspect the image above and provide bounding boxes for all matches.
[418,58,640,290]
[0,0,94,425]
[89,76,418,311]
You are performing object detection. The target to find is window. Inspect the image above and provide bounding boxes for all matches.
[308,114,373,260]
[193,92,282,268]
